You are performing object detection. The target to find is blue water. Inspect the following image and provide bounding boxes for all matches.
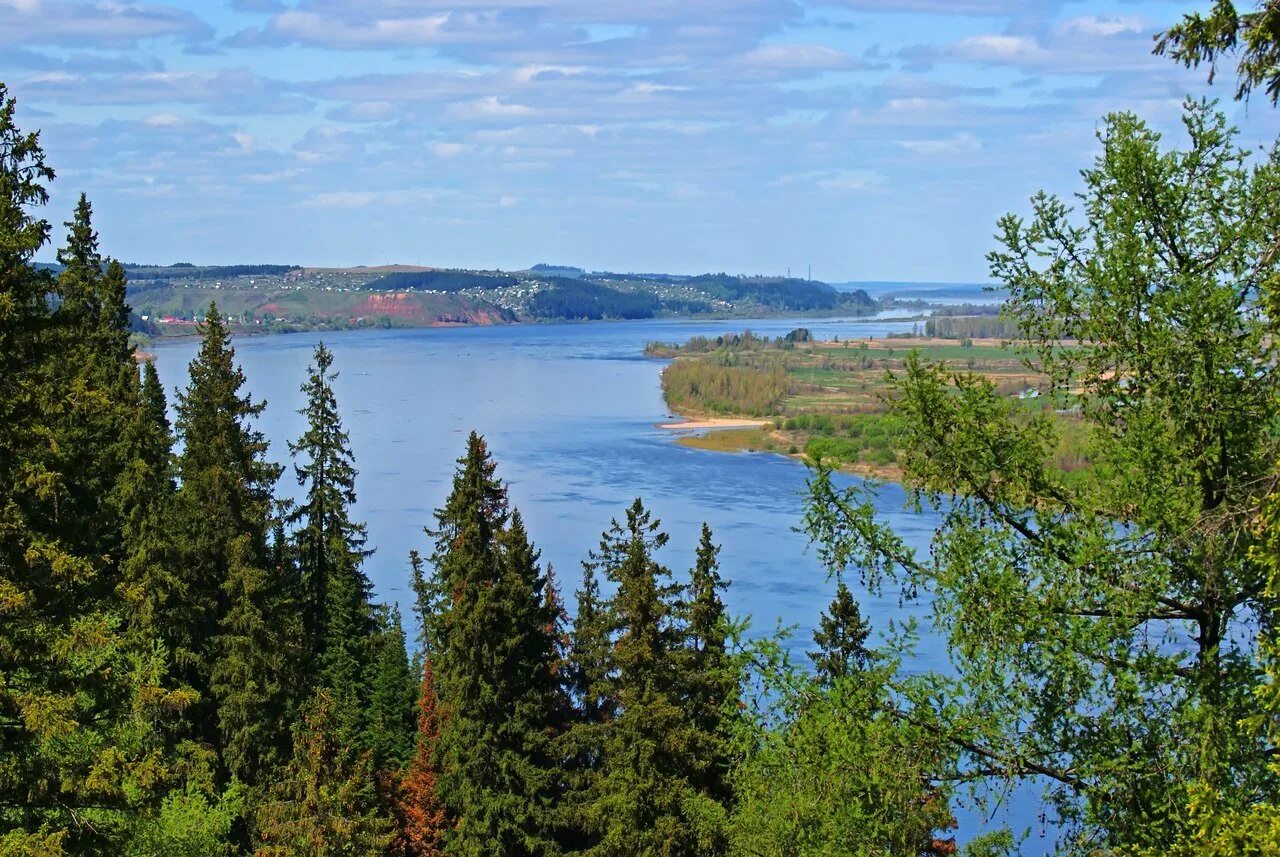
[151,315,1053,849]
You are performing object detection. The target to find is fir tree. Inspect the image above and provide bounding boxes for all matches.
[364,605,418,775]
[681,524,735,812]
[560,559,616,851]
[254,690,394,855]
[140,360,171,445]
[0,93,189,847]
[809,578,873,684]
[289,342,372,674]
[173,303,285,774]
[426,433,561,855]
[211,534,292,785]
[398,658,449,856]
[582,499,724,856]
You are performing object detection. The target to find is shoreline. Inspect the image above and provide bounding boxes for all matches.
[660,407,904,483]
[138,307,918,347]
[656,416,769,430]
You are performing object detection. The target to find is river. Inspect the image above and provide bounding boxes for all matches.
[151,314,1053,849]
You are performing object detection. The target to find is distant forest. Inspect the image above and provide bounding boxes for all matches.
[364,270,520,291]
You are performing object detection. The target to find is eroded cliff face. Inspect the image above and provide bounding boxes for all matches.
[354,292,512,325]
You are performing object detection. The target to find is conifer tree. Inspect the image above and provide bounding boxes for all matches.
[0,92,189,847]
[364,605,418,774]
[542,565,574,749]
[141,360,171,445]
[289,342,372,673]
[426,433,561,855]
[255,690,393,855]
[211,534,292,785]
[117,359,180,651]
[809,578,873,684]
[682,524,735,811]
[399,658,449,856]
[560,560,615,851]
[173,304,286,776]
[582,499,724,856]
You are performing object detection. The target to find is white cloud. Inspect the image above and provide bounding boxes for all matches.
[0,0,211,46]
[447,96,535,120]
[431,142,471,157]
[1060,15,1147,38]
[733,43,863,72]
[900,131,981,156]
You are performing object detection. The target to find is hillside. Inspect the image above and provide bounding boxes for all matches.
[113,263,880,335]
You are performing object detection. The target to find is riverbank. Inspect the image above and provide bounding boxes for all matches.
[650,330,1088,482]
[660,418,907,481]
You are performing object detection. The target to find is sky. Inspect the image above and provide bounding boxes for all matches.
[3,0,1278,281]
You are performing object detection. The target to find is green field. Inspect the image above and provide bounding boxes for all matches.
[659,333,1088,479]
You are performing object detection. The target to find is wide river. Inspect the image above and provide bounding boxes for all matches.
[152,314,1052,849]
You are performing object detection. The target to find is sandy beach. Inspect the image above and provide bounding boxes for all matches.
[657,417,769,430]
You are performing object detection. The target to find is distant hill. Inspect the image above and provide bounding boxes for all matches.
[528,263,585,278]
[114,261,896,336]
[364,270,518,292]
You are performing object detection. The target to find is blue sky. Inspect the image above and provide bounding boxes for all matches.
[4,0,1277,281]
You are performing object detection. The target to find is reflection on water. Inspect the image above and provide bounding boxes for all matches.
[151,316,1052,850]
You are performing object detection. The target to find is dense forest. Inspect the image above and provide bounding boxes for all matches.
[4,2,1280,853]
[363,270,521,292]
[523,278,662,320]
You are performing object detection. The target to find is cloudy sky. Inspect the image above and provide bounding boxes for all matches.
[3,0,1277,281]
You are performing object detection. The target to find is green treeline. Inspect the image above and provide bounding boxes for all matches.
[921,315,1020,340]
[364,270,520,292]
[6,5,1280,851]
[661,359,791,416]
[646,328,813,357]
[123,264,301,281]
[0,85,980,855]
[526,278,662,320]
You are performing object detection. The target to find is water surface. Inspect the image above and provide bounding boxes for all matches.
[152,315,1050,848]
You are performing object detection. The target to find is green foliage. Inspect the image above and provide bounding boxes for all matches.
[661,359,789,416]
[363,605,418,774]
[578,500,729,856]
[172,305,283,745]
[526,278,661,320]
[681,525,736,808]
[426,433,562,855]
[210,534,293,785]
[0,108,194,848]
[809,579,873,683]
[289,342,373,681]
[728,632,962,857]
[125,784,244,857]
[923,315,1021,340]
[254,690,394,855]
[1157,1,1280,104]
[804,101,1280,848]
[681,273,872,312]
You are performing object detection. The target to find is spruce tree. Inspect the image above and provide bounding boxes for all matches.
[364,605,418,775]
[582,499,723,856]
[173,304,287,779]
[681,524,735,811]
[289,342,372,674]
[254,690,393,855]
[0,94,188,847]
[809,578,873,684]
[399,658,450,856]
[560,559,615,851]
[426,433,560,855]
[117,359,181,653]
[211,534,292,785]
